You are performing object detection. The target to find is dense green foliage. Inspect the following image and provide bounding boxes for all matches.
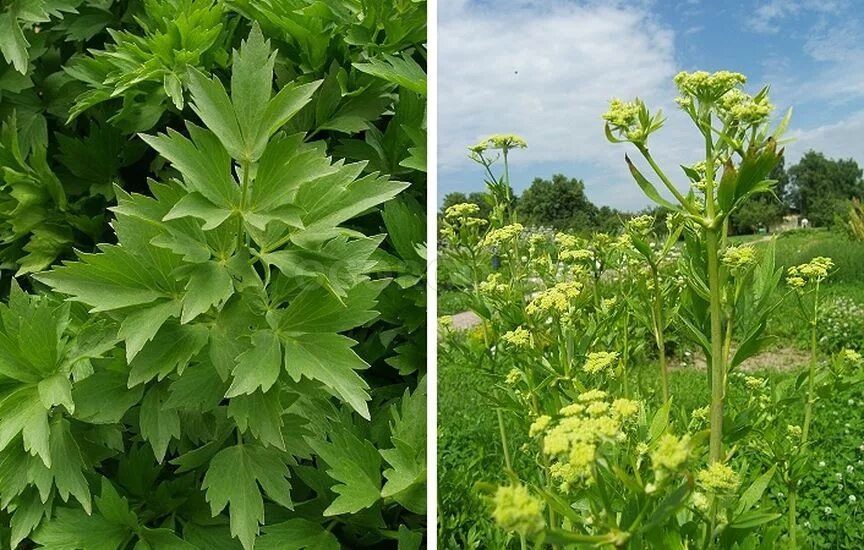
[0,2,427,549]
[788,151,864,227]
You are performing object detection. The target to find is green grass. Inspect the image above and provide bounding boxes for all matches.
[438,289,473,316]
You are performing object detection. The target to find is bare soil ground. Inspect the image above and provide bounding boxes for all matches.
[670,346,809,372]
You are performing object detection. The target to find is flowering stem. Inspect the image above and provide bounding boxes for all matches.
[801,281,820,444]
[497,408,513,471]
[636,145,695,213]
[650,265,669,402]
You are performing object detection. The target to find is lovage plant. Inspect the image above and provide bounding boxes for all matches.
[0,8,427,548]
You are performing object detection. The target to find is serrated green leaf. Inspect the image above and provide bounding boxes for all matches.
[164,192,234,230]
[227,389,286,450]
[226,330,281,397]
[37,246,176,312]
[118,300,182,362]
[187,68,244,161]
[353,53,427,95]
[308,428,381,516]
[139,385,181,463]
[202,444,293,550]
[73,369,144,424]
[0,386,50,467]
[31,506,130,550]
[256,519,340,550]
[281,333,371,419]
[128,323,208,387]
[182,261,234,323]
[0,14,29,74]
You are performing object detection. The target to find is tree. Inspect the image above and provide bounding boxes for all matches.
[441,191,493,219]
[788,151,864,226]
[730,158,787,234]
[516,174,599,231]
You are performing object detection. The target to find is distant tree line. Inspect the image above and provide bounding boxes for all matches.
[442,150,864,235]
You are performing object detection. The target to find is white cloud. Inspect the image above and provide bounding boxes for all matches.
[786,109,864,164]
[438,0,709,209]
[748,0,845,34]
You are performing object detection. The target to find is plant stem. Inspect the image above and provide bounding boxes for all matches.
[236,161,251,251]
[788,486,798,548]
[801,281,820,444]
[651,265,669,402]
[637,145,696,213]
[703,119,725,465]
[497,408,513,471]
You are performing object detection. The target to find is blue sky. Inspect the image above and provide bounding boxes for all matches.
[438,0,864,211]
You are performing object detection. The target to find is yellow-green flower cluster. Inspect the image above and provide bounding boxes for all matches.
[492,485,545,536]
[501,326,532,349]
[626,214,654,234]
[577,389,608,402]
[651,434,691,471]
[525,281,583,316]
[438,315,453,331]
[529,415,552,437]
[445,202,480,219]
[691,405,710,425]
[555,232,581,249]
[696,462,740,493]
[744,375,765,390]
[842,349,863,366]
[717,88,774,124]
[505,368,521,385]
[478,273,509,296]
[540,392,641,491]
[787,256,833,288]
[603,98,640,127]
[582,351,619,375]
[602,98,653,143]
[560,248,594,263]
[473,134,528,153]
[611,398,640,418]
[786,424,802,440]
[722,245,757,272]
[482,223,524,247]
[674,70,747,102]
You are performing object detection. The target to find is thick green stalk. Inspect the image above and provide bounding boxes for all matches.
[706,227,725,464]
[801,282,820,444]
[497,408,513,471]
[702,118,726,466]
[651,266,669,402]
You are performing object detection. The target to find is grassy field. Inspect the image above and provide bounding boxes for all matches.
[438,229,864,548]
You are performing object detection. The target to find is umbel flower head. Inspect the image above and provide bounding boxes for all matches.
[717,88,774,124]
[721,245,757,272]
[602,98,663,145]
[582,351,619,375]
[470,133,528,155]
[651,433,691,471]
[540,391,642,491]
[492,485,545,536]
[501,326,532,349]
[786,256,834,288]
[697,462,740,493]
[674,70,747,103]
[525,281,583,316]
[482,223,524,247]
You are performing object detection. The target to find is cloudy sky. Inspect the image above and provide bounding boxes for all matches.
[437,0,864,211]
